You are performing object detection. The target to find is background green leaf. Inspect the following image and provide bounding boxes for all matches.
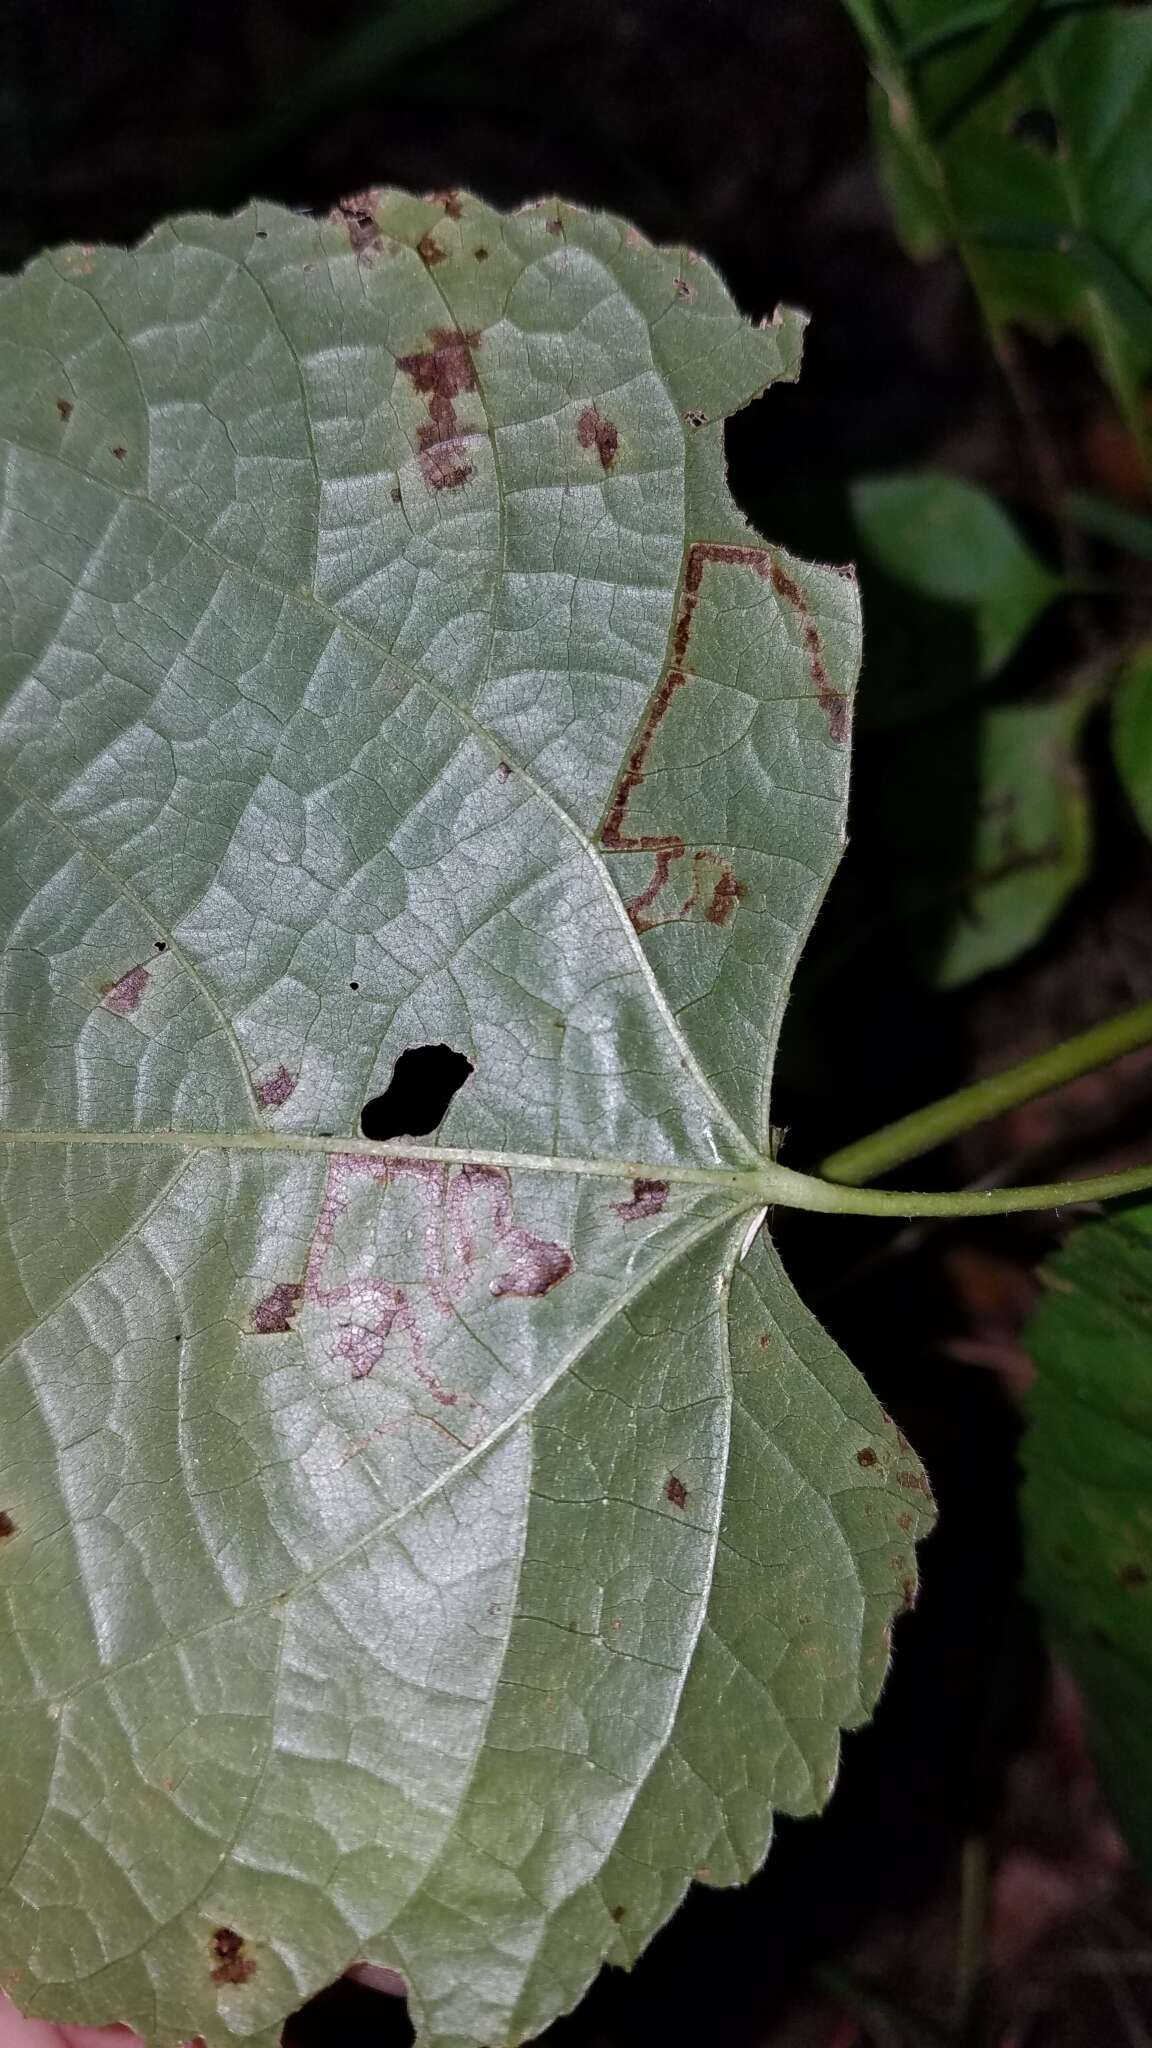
[1114,646,1152,844]
[851,470,1062,687]
[852,2,1152,452]
[0,194,931,2048]
[878,688,1093,986]
[1022,1198,1152,1877]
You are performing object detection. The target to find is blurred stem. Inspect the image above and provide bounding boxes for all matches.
[818,999,1152,1186]
[954,1834,989,2038]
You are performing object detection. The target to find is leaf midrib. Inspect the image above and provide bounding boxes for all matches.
[0,1124,768,1194]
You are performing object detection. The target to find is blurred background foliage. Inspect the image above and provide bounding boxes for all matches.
[5,3,1152,2043]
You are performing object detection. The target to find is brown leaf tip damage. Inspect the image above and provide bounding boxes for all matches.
[577,404,619,471]
[210,1929,256,1987]
[251,1283,304,1335]
[100,963,150,1015]
[335,193,384,263]
[613,1177,670,1222]
[665,1474,689,1510]
[255,1064,298,1110]
[397,326,483,493]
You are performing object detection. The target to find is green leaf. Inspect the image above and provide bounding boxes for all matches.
[855,3,1152,441]
[851,471,1061,694]
[1022,1199,1152,1876]
[0,195,932,2048]
[1066,490,1152,563]
[879,689,1093,986]
[1114,645,1152,842]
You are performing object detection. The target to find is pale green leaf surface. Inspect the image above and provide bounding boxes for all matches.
[1022,1199,1152,1876]
[0,193,932,2048]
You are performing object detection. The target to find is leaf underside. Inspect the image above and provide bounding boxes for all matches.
[0,191,932,2048]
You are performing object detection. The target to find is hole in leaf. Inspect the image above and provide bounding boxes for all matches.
[1009,106,1060,154]
[360,1044,473,1141]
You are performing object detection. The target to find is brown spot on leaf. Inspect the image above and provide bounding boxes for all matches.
[610,1905,627,1923]
[0,1512,17,1540]
[1117,1562,1150,1589]
[432,189,464,219]
[111,445,127,461]
[856,1447,879,1469]
[613,1177,670,1222]
[474,245,489,261]
[546,214,564,235]
[391,485,402,503]
[335,193,383,262]
[896,1469,931,1496]
[496,759,512,781]
[251,1283,303,1335]
[210,1929,256,1987]
[100,963,150,1015]
[901,1577,916,1612]
[490,1236,573,1299]
[684,409,708,428]
[673,276,696,300]
[417,231,446,267]
[759,1333,771,1349]
[665,1473,688,1510]
[577,404,619,471]
[397,326,483,493]
[55,398,73,422]
[256,1064,297,1110]
[770,559,849,742]
[897,1511,914,1533]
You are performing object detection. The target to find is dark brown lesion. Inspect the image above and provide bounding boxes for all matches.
[664,1473,689,1510]
[576,404,619,471]
[613,1178,670,1222]
[0,1511,17,1541]
[210,1928,256,1986]
[251,1283,304,1335]
[396,327,484,494]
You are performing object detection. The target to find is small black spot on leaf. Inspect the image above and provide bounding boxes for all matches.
[361,1044,474,1141]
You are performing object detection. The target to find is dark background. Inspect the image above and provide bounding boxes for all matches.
[6,4,1152,2042]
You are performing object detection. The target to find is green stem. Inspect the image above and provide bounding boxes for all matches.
[765,1159,1152,1219]
[818,999,1152,1186]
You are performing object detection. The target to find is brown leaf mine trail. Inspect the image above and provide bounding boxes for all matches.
[601,542,846,932]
